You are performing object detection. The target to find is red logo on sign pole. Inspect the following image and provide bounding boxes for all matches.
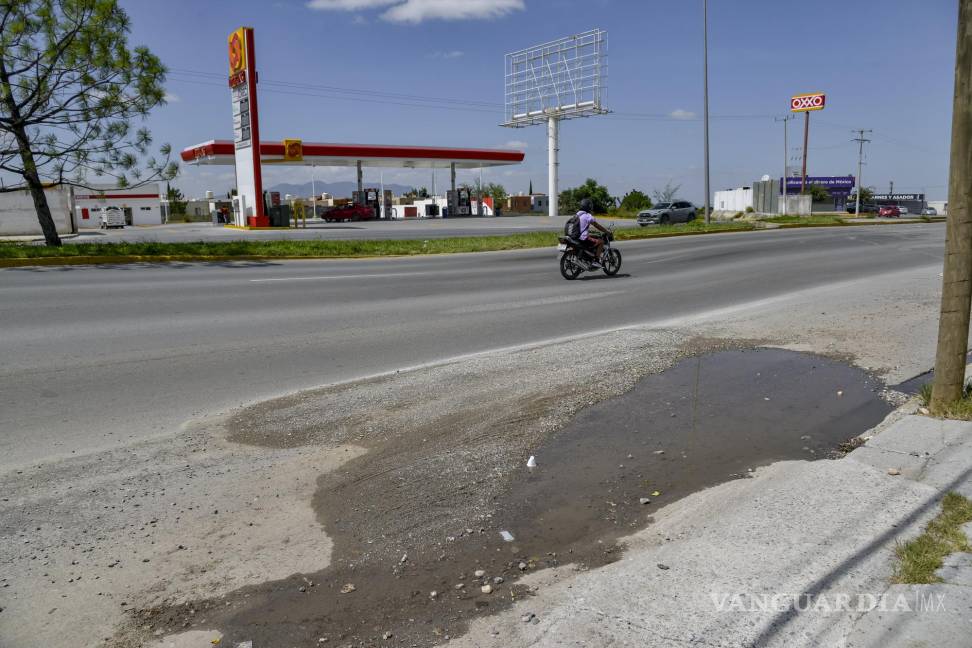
[791,93,826,112]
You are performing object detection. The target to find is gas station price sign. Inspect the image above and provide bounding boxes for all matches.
[231,84,251,149]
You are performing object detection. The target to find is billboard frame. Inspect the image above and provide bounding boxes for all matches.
[502,29,609,217]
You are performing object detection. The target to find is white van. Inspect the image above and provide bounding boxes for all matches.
[99,206,125,229]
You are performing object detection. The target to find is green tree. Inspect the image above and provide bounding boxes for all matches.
[560,178,613,214]
[652,181,681,204]
[805,184,831,202]
[849,187,874,203]
[619,189,652,212]
[166,183,186,215]
[0,0,178,246]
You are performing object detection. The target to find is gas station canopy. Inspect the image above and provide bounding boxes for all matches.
[181,140,525,169]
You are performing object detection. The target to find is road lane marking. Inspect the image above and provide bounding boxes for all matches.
[444,290,624,314]
[250,272,434,283]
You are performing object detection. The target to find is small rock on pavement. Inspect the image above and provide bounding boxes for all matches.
[521,613,535,623]
[429,590,438,599]
[493,576,504,584]
[653,450,665,455]
[383,631,393,640]
[481,584,493,594]
[657,563,670,570]
[474,569,486,577]
[518,562,528,571]
[888,468,902,476]
[919,407,930,415]
[639,498,651,505]
[298,586,306,593]
[340,583,356,594]
[455,583,465,590]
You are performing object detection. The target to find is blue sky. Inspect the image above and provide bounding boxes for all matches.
[123,0,958,202]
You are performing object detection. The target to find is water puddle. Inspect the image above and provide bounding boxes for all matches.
[139,348,892,647]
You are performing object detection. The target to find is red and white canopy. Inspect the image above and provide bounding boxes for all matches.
[181,140,525,169]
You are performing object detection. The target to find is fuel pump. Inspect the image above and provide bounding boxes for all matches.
[447,187,471,216]
[354,188,381,220]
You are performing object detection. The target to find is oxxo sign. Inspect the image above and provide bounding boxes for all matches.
[791,93,826,112]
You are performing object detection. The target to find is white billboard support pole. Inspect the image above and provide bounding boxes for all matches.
[356,161,363,197]
[548,116,559,218]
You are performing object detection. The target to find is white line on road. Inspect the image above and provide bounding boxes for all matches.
[249,272,434,283]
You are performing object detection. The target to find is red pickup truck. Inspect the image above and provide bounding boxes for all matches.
[324,204,375,223]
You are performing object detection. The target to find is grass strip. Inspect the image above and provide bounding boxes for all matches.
[893,492,972,584]
[0,221,753,262]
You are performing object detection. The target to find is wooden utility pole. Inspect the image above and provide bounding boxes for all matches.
[931,0,972,410]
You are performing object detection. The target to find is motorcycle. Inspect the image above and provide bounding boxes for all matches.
[557,229,622,280]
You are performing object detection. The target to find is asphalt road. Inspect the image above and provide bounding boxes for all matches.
[0,223,945,470]
[57,215,630,243]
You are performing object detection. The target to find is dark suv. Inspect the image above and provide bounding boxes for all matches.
[845,203,879,214]
[637,201,697,226]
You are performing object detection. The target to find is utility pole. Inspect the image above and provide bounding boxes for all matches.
[852,129,872,216]
[775,115,794,214]
[890,180,894,196]
[702,0,711,224]
[932,0,972,410]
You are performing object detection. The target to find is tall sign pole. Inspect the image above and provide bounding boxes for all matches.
[228,27,267,227]
[702,0,711,224]
[931,0,972,409]
[801,112,810,194]
[790,92,826,196]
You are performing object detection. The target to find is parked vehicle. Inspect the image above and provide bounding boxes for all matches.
[557,229,622,280]
[878,205,901,218]
[846,203,879,214]
[921,206,938,216]
[897,206,909,215]
[99,206,125,229]
[637,200,696,226]
[323,203,375,223]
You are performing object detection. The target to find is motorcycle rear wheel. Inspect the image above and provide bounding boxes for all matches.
[560,253,583,280]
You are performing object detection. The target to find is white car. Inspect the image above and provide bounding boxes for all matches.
[99,206,125,229]
[898,206,909,215]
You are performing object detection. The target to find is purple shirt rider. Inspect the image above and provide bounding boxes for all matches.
[579,211,595,240]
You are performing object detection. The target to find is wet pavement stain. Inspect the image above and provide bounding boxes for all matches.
[137,348,892,647]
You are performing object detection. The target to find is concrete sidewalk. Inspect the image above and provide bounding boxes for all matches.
[449,409,972,648]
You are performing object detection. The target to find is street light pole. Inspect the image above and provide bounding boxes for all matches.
[702,0,711,224]
[775,115,793,214]
[853,129,871,217]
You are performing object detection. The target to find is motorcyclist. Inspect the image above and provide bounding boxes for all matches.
[577,198,609,265]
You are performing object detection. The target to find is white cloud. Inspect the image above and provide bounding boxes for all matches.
[669,108,696,120]
[163,92,180,103]
[382,0,525,23]
[429,49,464,59]
[307,0,398,9]
[501,140,528,149]
[308,0,525,23]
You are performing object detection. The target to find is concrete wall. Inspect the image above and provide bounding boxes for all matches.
[714,187,752,213]
[74,184,161,228]
[781,195,812,215]
[0,186,74,236]
[752,180,778,214]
